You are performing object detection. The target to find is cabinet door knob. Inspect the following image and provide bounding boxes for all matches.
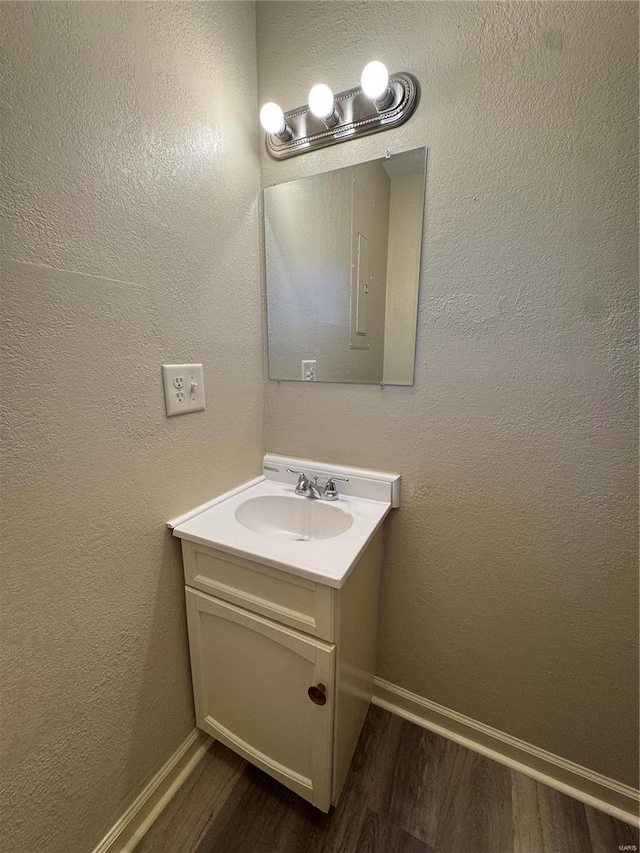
[308,683,327,706]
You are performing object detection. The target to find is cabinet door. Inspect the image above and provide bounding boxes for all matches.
[185,587,335,811]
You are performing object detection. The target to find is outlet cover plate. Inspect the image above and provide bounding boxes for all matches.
[301,359,317,381]
[162,364,205,416]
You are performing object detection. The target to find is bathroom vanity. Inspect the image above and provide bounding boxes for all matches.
[169,455,400,811]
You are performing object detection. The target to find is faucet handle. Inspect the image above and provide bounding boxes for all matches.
[325,476,349,496]
[287,468,309,489]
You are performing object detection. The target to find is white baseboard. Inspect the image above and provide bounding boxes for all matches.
[91,728,213,853]
[372,677,639,829]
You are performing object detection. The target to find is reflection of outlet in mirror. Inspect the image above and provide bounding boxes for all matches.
[301,359,317,381]
[162,364,205,416]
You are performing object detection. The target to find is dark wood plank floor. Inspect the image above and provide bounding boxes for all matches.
[135,706,639,853]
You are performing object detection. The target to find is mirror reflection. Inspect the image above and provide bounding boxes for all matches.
[264,147,427,385]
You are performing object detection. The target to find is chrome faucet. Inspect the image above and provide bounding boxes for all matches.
[287,469,349,502]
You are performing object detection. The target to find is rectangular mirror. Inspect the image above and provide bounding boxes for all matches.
[264,147,427,385]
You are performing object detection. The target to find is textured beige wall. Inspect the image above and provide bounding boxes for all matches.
[0,3,263,852]
[258,2,639,787]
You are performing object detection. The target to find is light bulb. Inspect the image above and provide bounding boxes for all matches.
[259,102,286,135]
[360,61,389,100]
[308,84,335,120]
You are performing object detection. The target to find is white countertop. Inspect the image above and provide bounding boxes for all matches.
[170,477,392,589]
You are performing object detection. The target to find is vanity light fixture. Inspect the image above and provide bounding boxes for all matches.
[360,61,394,111]
[260,60,419,160]
[308,83,340,128]
[259,102,292,141]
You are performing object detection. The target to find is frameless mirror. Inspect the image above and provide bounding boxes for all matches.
[264,147,427,385]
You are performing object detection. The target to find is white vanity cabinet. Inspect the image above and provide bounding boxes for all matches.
[181,530,383,812]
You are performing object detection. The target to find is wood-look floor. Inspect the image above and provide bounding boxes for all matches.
[135,706,639,853]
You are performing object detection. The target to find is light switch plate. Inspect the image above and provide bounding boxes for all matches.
[162,364,205,416]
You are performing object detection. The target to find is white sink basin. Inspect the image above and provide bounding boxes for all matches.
[169,456,400,587]
[235,495,353,541]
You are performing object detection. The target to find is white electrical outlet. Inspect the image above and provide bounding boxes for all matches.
[162,364,205,416]
[301,359,317,381]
